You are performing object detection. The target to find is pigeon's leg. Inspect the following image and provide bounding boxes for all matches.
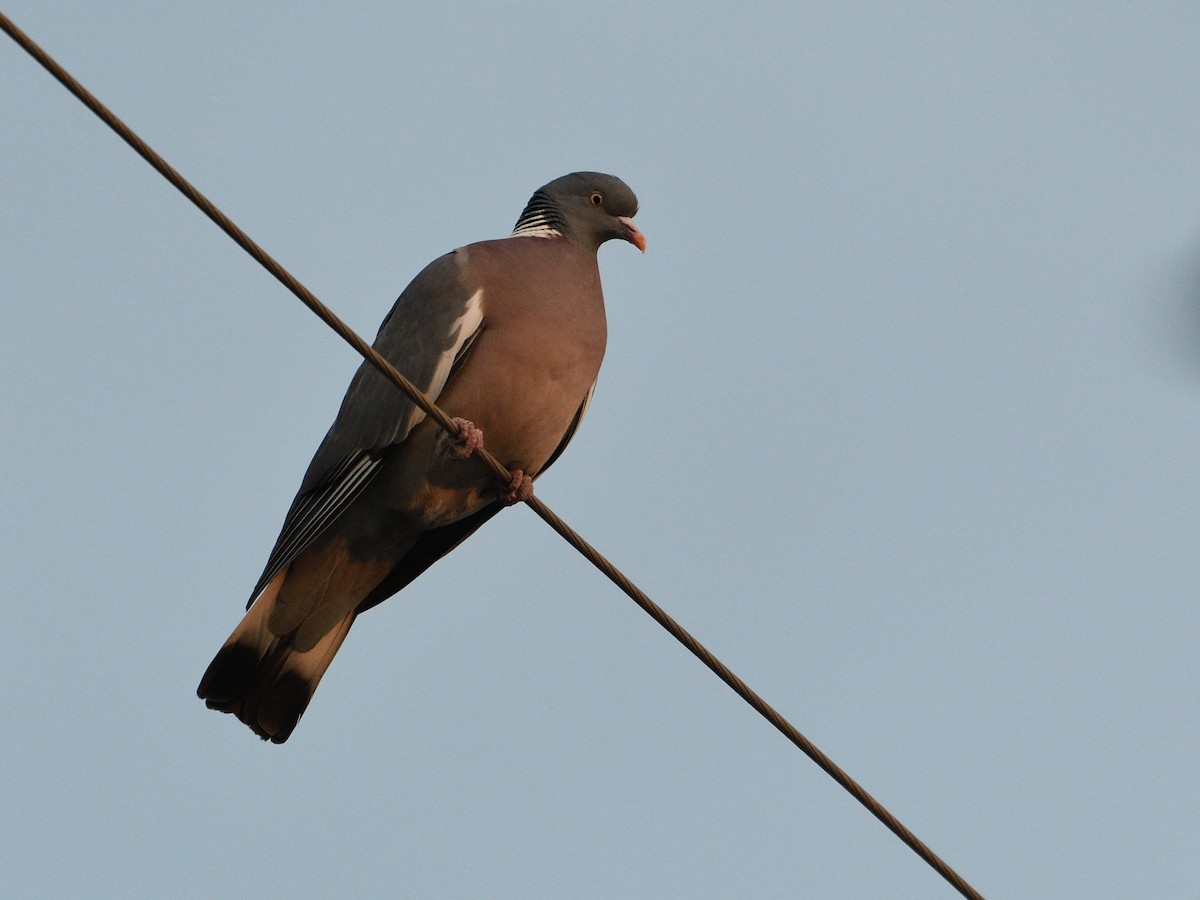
[502,469,534,505]
[442,417,483,459]
[439,419,530,504]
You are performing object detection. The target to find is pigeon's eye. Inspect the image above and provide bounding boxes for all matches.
[589,192,604,206]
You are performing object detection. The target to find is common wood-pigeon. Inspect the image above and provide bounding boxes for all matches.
[197,172,644,743]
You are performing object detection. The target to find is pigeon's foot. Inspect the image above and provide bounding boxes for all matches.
[503,469,534,505]
[445,417,483,459]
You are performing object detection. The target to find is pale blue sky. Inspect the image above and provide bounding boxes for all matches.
[3,3,1199,897]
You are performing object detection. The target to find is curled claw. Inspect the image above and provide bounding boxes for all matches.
[447,417,483,459]
[503,469,533,506]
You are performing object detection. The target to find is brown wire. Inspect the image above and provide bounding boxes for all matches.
[1,11,984,899]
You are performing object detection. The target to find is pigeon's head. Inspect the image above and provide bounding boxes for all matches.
[513,172,645,253]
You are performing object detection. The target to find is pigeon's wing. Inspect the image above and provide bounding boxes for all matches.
[246,251,484,605]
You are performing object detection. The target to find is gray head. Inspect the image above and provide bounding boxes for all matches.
[513,172,645,253]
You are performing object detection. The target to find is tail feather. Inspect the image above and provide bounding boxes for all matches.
[198,570,284,714]
[243,611,356,743]
[197,566,360,744]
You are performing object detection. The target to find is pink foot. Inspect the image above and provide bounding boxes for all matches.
[502,469,533,505]
[447,417,483,459]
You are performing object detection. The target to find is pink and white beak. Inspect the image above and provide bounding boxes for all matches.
[617,216,647,253]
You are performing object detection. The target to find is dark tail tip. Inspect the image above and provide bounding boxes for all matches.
[256,672,315,744]
[197,643,260,712]
[197,642,314,744]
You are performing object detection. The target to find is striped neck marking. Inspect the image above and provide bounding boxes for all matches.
[511,189,566,238]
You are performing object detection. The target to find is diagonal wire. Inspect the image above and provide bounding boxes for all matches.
[0,11,985,899]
